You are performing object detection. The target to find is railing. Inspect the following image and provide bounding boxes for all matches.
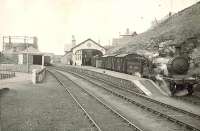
[0,70,15,79]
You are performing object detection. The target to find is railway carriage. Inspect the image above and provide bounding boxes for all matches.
[125,53,150,76]
[104,54,117,70]
[100,55,108,69]
[114,54,128,73]
[100,53,151,76]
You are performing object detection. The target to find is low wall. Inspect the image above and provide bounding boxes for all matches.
[0,64,42,73]
[32,67,46,84]
[63,66,144,94]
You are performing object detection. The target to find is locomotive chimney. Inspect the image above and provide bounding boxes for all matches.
[72,35,76,48]
[175,45,181,56]
[126,28,130,35]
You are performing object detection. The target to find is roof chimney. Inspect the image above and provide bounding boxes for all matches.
[33,36,38,49]
[72,35,76,47]
[126,28,130,35]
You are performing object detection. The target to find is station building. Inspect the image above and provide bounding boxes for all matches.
[66,38,106,66]
[71,38,106,66]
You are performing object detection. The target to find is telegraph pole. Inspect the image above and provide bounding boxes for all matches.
[2,36,4,52]
[24,37,29,73]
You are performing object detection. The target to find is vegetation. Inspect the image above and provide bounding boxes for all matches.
[108,2,200,56]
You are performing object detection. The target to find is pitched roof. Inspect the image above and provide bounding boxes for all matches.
[116,54,129,57]
[71,38,106,51]
[20,46,39,54]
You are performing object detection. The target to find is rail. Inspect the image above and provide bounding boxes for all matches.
[49,69,143,131]
[55,67,200,131]
[48,70,102,131]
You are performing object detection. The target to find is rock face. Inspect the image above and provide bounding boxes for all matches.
[108,2,200,55]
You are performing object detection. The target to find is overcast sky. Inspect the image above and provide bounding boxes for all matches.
[0,0,199,54]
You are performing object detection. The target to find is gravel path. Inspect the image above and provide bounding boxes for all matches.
[0,72,92,131]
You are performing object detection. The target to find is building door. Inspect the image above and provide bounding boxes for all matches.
[33,55,42,65]
[82,49,103,66]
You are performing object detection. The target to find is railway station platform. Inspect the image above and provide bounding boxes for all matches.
[71,65,169,97]
[66,65,200,116]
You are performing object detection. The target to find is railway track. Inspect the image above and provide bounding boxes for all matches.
[48,69,143,131]
[52,66,200,131]
[175,95,200,106]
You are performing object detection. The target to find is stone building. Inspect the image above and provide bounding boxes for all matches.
[112,28,137,47]
[61,38,106,66]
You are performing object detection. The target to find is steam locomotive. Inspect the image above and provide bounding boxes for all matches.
[92,45,199,96]
[156,45,198,96]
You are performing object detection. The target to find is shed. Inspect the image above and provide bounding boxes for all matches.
[18,47,52,66]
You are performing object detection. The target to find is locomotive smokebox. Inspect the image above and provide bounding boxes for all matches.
[167,44,190,75]
[167,56,189,75]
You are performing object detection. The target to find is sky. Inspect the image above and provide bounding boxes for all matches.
[0,0,199,55]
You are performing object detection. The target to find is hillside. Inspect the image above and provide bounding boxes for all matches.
[108,2,200,55]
